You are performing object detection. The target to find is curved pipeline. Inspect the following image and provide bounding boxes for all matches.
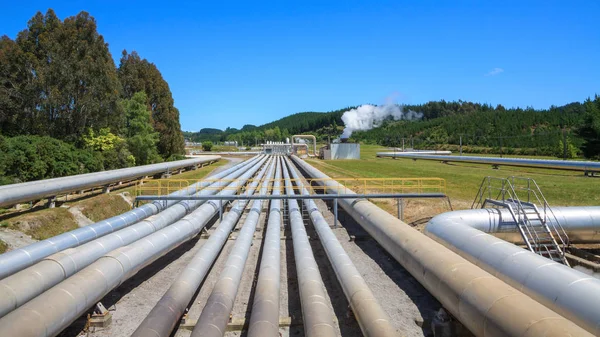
[247,157,282,337]
[0,156,263,318]
[0,156,269,337]
[292,134,317,156]
[290,155,592,337]
[425,207,600,335]
[284,156,397,337]
[447,206,600,244]
[130,157,274,337]
[190,158,276,337]
[0,156,220,207]
[376,153,600,172]
[282,158,336,337]
[0,156,255,279]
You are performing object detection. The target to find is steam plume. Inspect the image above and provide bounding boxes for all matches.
[341,104,423,138]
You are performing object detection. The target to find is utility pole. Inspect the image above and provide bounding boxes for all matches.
[459,135,463,156]
[563,129,567,160]
[402,138,405,152]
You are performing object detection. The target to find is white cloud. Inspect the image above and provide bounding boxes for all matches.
[485,67,504,76]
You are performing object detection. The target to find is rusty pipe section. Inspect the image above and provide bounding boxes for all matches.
[248,157,283,337]
[0,156,269,337]
[130,157,274,337]
[284,156,397,337]
[282,158,336,337]
[190,157,276,337]
[425,208,600,335]
[290,155,592,337]
[0,155,263,319]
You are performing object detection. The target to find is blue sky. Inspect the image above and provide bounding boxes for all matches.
[1,1,598,131]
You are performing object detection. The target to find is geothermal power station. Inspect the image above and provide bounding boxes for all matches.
[0,150,598,337]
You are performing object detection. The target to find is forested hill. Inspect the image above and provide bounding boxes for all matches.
[184,108,350,143]
[188,97,600,159]
[0,9,185,185]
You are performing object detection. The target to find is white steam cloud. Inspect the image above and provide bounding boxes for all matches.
[340,104,423,138]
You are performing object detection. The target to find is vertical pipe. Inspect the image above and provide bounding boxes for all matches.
[248,157,283,337]
[190,158,276,337]
[285,157,398,337]
[130,157,273,337]
[282,158,336,337]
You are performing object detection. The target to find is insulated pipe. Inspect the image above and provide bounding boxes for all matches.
[0,156,263,318]
[376,153,600,172]
[0,156,220,207]
[284,156,397,337]
[0,156,269,337]
[290,155,592,337]
[292,134,317,156]
[0,156,257,279]
[190,157,276,337]
[425,208,600,335]
[131,157,274,337]
[282,158,336,337]
[248,157,282,337]
[447,207,600,244]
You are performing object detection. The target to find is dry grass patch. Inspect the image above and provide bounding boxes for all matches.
[0,239,7,254]
[5,208,78,240]
[75,194,131,222]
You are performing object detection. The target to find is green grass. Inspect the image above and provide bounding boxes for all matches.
[5,208,78,240]
[306,144,600,208]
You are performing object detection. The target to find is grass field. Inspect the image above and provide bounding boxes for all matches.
[306,144,599,208]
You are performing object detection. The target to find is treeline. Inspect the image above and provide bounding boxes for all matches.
[353,97,600,158]
[0,10,184,184]
[184,109,348,145]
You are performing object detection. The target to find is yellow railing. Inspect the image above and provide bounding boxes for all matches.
[135,177,446,197]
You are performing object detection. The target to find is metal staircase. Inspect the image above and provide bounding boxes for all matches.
[472,176,570,265]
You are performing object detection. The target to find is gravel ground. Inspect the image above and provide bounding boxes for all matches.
[56,156,441,337]
[0,228,37,250]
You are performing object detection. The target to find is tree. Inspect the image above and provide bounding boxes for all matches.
[578,96,600,159]
[118,50,184,158]
[202,141,213,151]
[8,10,123,140]
[122,91,161,165]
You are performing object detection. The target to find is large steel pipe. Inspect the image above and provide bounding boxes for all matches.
[247,157,283,337]
[191,158,276,337]
[0,156,220,207]
[425,208,600,335]
[0,156,269,337]
[0,156,257,279]
[290,155,592,337]
[131,157,274,337]
[282,159,336,337]
[442,207,600,244]
[0,156,263,318]
[284,157,397,337]
[376,153,600,172]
